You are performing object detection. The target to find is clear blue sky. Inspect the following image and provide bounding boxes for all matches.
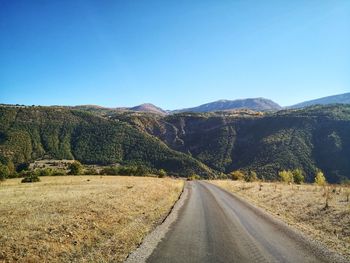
[1,0,349,109]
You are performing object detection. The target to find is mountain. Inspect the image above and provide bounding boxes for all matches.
[129,103,167,115]
[115,105,350,183]
[290,92,350,108]
[0,106,213,177]
[71,103,167,115]
[1,104,350,183]
[174,98,282,113]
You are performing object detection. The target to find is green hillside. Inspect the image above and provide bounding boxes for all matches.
[1,105,349,182]
[0,106,213,177]
[114,105,350,183]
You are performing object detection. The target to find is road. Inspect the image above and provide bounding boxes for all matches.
[146,181,341,263]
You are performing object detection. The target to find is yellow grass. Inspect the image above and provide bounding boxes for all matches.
[210,180,350,260]
[0,176,184,262]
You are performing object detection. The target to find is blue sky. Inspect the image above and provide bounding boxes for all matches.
[1,0,349,109]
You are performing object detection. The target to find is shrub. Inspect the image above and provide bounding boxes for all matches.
[84,167,99,175]
[37,168,53,176]
[292,168,304,184]
[100,166,119,175]
[21,172,40,183]
[278,170,293,184]
[188,174,201,181]
[157,169,167,178]
[51,169,67,176]
[7,172,19,179]
[0,164,10,181]
[218,173,228,179]
[230,170,245,181]
[68,161,83,175]
[245,171,258,182]
[135,165,149,176]
[315,170,327,186]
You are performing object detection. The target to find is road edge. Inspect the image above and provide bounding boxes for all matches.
[124,181,189,263]
[204,181,348,263]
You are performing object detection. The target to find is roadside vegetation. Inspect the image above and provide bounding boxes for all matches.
[0,159,177,185]
[210,171,350,260]
[0,176,184,262]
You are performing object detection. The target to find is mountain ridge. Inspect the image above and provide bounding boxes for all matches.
[290,92,350,109]
[3,92,350,114]
[173,97,282,113]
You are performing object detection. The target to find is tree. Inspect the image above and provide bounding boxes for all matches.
[68,161,83,175]
[158,169,167,178]
[230,170,245,181]
[278,170,293,184]
[292,169,304,184]
[21,171,40,183]
[135,165,149,176]
[314,170,327,186]
[245,171,258,182]
[0,164,10,181]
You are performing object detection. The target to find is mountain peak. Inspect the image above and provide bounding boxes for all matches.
[130,103,167,115]
[174,97,282,113]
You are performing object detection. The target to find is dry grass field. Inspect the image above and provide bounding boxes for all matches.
[0,176,184,262]
[210,180,350,260]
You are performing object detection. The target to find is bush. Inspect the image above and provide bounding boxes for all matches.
[315,170,327,186]
[188,174,201,181]
[292,169,304,184]
[7,172,19,179]
[157,169,167,178]
[0,164,10,181]
[51,169,67,176]
[278,170,293,184]
[84,167,99,175]
[245,171,258,182]
[68,161,83,175]
[100,166,119,175]
[37,168,53,176]
[21,172,40,183]
[230,170,245,181]
[118,166,136,175]
[135,165,149,176]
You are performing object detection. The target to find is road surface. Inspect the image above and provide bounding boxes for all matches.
[146,181,341,263]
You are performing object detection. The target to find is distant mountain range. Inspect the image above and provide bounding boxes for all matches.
[173,98,282,113]
[76,92,349,115]
[290,92,350,109]
[5,92,349,115]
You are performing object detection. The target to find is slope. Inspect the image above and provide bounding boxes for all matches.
[0,106,213,177]
[116,106,350,183]
[290,92,350,108]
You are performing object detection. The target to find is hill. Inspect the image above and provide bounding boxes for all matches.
[290,92,350,108]
[174,98,282,113]
[1,104,350,183]
[129,103,167,115]
[70,103,167,116]
[115,105,350,183]
[0,106,213,177]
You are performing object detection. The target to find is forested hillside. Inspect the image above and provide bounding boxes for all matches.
[1,105,349,182]
[114,105,350,183]
[0,106,213,177]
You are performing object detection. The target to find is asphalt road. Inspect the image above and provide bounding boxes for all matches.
[146,181,342,263]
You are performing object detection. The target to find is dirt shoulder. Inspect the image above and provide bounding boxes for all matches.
[209,180,350,260]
